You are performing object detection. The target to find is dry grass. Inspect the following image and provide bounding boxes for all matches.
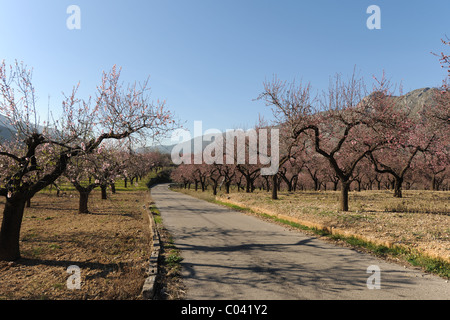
[176,188,450,264]
[0,188,152,300]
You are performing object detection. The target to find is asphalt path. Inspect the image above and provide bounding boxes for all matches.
[151,184,449,300]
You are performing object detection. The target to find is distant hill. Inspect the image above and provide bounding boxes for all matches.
[150,87,440,155]
[0,88,438,152]
[0,113,54,142]
[389,87,438,116]
[362,87,439,116]
[141,132,221,155]
[0,114,18,141]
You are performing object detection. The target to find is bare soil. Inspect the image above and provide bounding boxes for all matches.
[0,189,152,300]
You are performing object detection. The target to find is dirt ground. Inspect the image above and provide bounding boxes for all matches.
[0,189,152,300]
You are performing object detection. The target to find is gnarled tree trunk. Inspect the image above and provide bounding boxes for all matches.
[340,180,350,211]
[0,198,27,261]
[271,174,278,200]
[79,191,90,214]
[393,177,403,198]
[101,185,107,199]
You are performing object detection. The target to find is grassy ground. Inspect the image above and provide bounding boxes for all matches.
[0,180,152,300]
[173,186,450,279]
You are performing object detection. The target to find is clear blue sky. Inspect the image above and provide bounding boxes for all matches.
[1,0,449,143]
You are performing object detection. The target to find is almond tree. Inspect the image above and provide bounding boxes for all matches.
[302,150,327,191]
[278,158,302,192]
[367,87,447,197]
[95,147,123,199]
[171,164,194,189]
[217,163,236,194]
[0,61,175,261]
[193,160,209,192]
[258,72,400,211]
[207,165,223,196]
[419,149,449,190]
[434,36,450,83]
[65,151,101,213]
[430,37,450,126]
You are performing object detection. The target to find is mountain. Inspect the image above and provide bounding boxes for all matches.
[151,87,441,155]
[143,132,222,155]
[0,114,18,141]
[390,87,439,116]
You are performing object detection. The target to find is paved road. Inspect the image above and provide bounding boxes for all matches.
[151,184,449,300]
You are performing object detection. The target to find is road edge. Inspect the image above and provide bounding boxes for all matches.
[141,193,161,300]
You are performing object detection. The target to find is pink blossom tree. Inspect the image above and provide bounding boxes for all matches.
[171,164,194,189]
[420,149,449,190]
[278,157,303,192]
[64,147,122,213]
[0,61,176,261]
[217,164,236,194]
[258,72,403,211]
[430,37,450,126]
[367,87,447,197]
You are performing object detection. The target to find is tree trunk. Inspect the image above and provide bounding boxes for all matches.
[271,174,278,200]
[340,181,350,211]
[333,180,339,191]
[245,176,251,193]
[313,178,319,191]
[111,183,116,194]
[0,198,27,261]
[286,180,292,192]
[264,176,270,192]
[394,177,403,198]
[124,178,128,188]
[356,180,362,192]
[101,185,107,199]
[225,182,230,194]
[79,191,90,214]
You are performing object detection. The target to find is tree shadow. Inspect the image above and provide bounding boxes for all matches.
[167,226,423,299]
[15,257,126,279]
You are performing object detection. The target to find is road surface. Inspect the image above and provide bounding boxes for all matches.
[151,184,449,300]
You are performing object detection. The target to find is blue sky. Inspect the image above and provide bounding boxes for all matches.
[0,1,449,143]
